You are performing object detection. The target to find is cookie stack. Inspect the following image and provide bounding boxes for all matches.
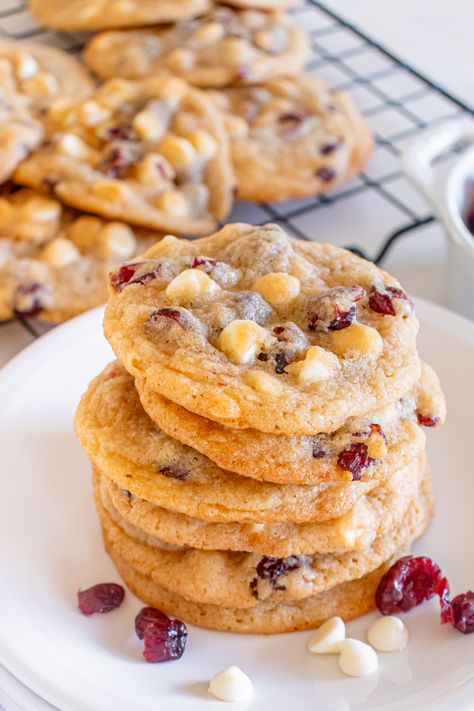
[75,223,446,633]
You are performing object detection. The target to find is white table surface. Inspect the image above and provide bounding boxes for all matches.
[0,2,473,709]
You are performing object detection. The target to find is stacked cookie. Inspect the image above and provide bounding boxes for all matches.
[75,223,446,633]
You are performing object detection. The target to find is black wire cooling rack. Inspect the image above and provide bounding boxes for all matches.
[0,0,473,344]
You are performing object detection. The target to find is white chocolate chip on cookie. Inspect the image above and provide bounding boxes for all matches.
[96,222,137,259]
[166,268,220,302]
[329,323,383,358]
[132,106,166,142]
[68,215,104,251]
[193,22,225,45]
[252,272,300,308]
[154,190,189,216]
[12,51,38,80]
[159,135,198,171]
[187,130,217,161]
[285,345,340,384]
[216,319,276,365]
[41,237,80,268]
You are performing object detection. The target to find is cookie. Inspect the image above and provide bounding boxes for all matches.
[106,545,409,634]
[210,76,373,202]
[136,362,444,485]
[14,77,234,236]
[99,453,426,556]
[83,6,308,88]
[104,224,420,435]
[75,363,395,524]
[225,0,296,9]
[29,0,212,31]
[0,190,156,323]
[0,62,43,183]
[96,468,433,609]
[0,40,94,113]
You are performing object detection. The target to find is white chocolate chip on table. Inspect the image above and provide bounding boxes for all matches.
[13,77,234,236]
[83,7,309,88]
[367,616,409,652]
[208,666,253,702]
[338,639,379,677]
[308,616,346,654]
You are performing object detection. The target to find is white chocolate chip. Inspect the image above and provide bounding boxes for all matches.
[338,639,379,677]
[154,190,189,217]
[98,78,139,108]
[367,616,408,652]
[328,323,383,358]
[193,21,225,45]
[48,96,76,125]
[96,222,136,259]
[367,427,388,459]
[208,666,253,703]
[308,617,345,654]
[285,346,340,384]
[13,51,38,80]
[252,272,300,308]
[220,37,256,66]
[159,135,198,171]
[92,180,130,201]
[133,108,166,142]
[78,100,112,127]
[224,115,249,139]
[166,268,220,302]
[21,196,61,224]
[23,71,59,97]
[68,215,104,251]
[166,48,195,73]
[41,237,80,268]
[57,133,99,162]
[187,130,217,161]
[216,319,275,365]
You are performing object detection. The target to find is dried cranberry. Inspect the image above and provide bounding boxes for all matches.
[77,583,125,616]
[99,148,130,178]
[328,305,356,331]
[368,286,411,316]
[257,555,301,590]
[451,592,474,634]
[159,465,188,480]
[110,262,161,291]
[106,125,133,141]
[417,413,440,427]
[437,577,454,625]
[375,556,442,615]
[273,326,285,335]
[135,607,187,662]
[316,166,336,182]
[320,141,341,155]
[257,352,268,361]
[312,444,326,459]
[273,352,289,374]
[337,443,372,480]
[191,257,218,271]
[13,282,46,317]
[307,286,364,332]
[147,308,183,326]
[279,111,307,124]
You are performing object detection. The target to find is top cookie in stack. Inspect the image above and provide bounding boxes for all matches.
[104,223,420,434]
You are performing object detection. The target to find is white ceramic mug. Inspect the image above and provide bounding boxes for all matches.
[402,118,474,320]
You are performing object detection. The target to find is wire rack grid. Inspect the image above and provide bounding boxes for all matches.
[0,0,472,348]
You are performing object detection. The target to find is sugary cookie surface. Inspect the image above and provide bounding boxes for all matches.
[0,189,155,323]
[211,76,373,202]
[29,0,212,31]
[104,223,420,434]
[84,6,308,88]
[13,77,233,235]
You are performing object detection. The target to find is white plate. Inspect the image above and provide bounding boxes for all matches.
[0,300,473,711]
